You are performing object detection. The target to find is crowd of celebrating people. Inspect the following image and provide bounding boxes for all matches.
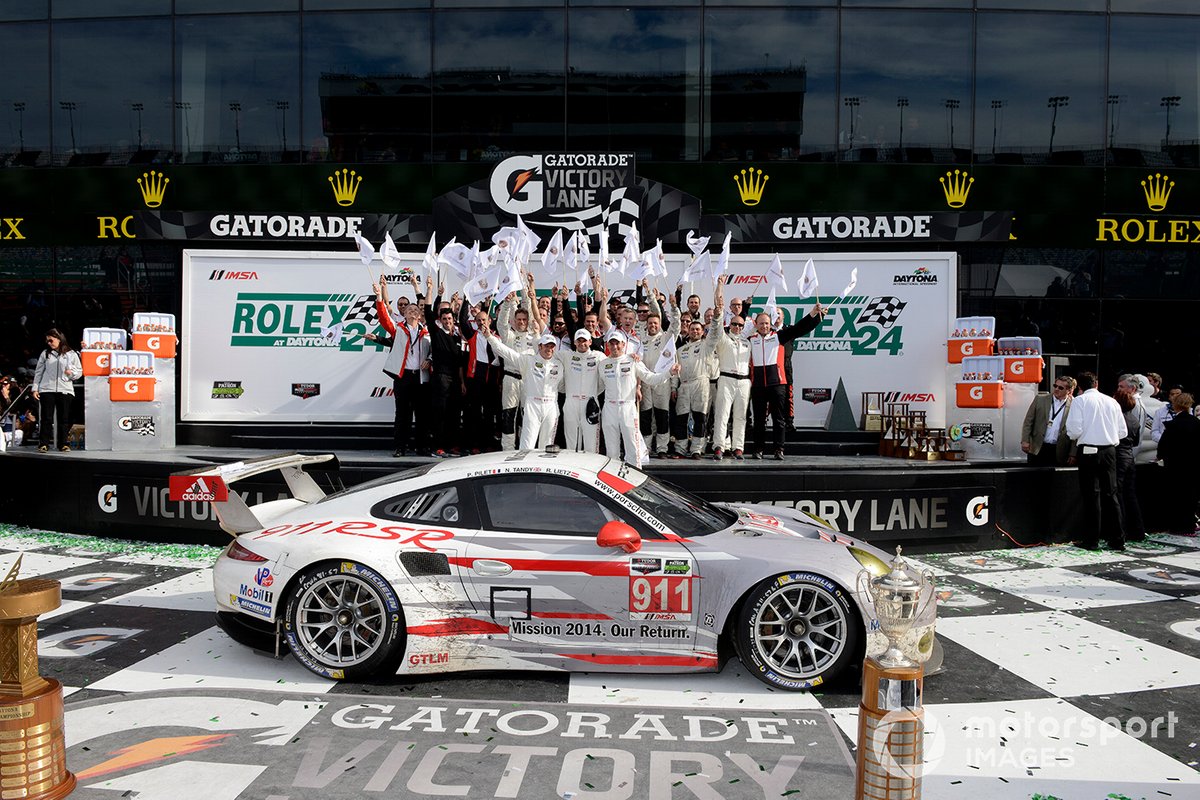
[1020,369,1199,545]
[367,268,825,466]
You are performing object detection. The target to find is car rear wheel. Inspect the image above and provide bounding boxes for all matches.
[734,572,859,691]
[283,561,405,680]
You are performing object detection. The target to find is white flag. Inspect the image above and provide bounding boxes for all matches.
[540,229,564,276]
[515,216,541,265]
[622,229,641,266]
[685,230,710,256]
[465,261,501,305]
[354,233,375,266]
[681,251,711,284]
[764,286,778,325]
[564,231,584,274]
[492,225,519,254]
[841,267,859,298]
[380,232,401,269]
[421,234,438,282]
[578,266,593,294]
[495,259,522,299]
[440,240,473,280]
[766,255,789,293]
[629,252,656,282]
[654,334,678,374]
[798,257,818,299]
[319,322,344,345]
[714,232,732,279]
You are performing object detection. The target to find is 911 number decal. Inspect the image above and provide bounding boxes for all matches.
[629,576,692,621]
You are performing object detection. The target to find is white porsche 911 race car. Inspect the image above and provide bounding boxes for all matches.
[191,451,940,691]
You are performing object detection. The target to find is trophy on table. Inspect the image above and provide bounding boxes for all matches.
[854,547,935,800]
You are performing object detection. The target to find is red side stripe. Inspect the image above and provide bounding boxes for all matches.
[448,557,629,576]
[559,653,719,667]
[407,618,509,636]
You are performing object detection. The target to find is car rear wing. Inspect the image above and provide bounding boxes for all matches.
[172,452,338,537]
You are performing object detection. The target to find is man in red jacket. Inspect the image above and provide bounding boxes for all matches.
[747,304,825,460]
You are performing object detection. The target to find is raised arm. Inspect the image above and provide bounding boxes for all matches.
[777,304,824,345]
[526,273,545,334]
[374,280,396,335]
[497,293,517,338]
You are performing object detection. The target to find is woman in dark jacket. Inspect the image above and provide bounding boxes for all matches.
[1157,392,1200,535]
[31,328,82,452]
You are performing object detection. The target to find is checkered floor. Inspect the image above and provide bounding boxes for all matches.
[4,526,1198,799]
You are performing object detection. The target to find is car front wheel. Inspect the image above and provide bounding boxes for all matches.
[734,572,859,691]
[283,561,406,680]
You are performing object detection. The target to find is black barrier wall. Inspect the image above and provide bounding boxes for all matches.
[0,451,1104,553]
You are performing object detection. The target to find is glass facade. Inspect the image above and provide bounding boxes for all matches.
[0,4,1198,392]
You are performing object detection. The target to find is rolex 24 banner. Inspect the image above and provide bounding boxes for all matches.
[182,249,953,425]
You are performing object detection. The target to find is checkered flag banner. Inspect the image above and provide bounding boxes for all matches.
[135,420,155,437]
[606,288,638,308]
[857,296,907,328]
[343,295,379,327]
[975,428,995,445]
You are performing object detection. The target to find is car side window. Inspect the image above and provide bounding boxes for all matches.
[476,477,620,536]
[373,483,476,528]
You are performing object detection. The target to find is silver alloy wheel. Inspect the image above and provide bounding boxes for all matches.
[295,575,387,666]
[751,582,849,679]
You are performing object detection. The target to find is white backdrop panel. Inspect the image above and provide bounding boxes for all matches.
[182,249,955,425]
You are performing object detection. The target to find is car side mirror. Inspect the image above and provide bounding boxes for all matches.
[597,521,641,553]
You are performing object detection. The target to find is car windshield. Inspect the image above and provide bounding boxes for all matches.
[620,468,737,536]
[315,463,436,504]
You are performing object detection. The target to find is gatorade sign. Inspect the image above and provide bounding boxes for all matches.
[168,475,229,502]
[969,386,984,400]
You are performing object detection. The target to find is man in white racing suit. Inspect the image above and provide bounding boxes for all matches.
[558,328,603,452]
[496,283,542,450]
[673,320,716,458]
[485,325,563,451]
[639,309,676,457]
[708,284,751,460]
[600,330,679,466]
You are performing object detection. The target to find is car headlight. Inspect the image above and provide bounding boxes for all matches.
[849,546,890,577]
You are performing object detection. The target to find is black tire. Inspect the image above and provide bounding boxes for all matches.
[733,572,860,691]
[283,561,406,681]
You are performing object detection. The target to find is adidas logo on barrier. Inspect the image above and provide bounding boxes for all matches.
[328,168,362,207]
[939,169,973,208]
[733,167,768,206]
[1142,172,1174,211]
[137,170,169,208]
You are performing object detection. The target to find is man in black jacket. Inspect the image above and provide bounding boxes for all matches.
[424,288,465,457]
[747,304,825,460]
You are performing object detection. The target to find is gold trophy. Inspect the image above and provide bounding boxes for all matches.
[0,556,75,799]
[854,547,935,800]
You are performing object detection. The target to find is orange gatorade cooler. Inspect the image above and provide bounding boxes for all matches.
[132,312,177,359]
[1003,356,1043,383]
[132,331,177,359]
[948,337,993,364]
[80,327,128,376]
[110,375,156,402]
[108,351,156,401]
[956,382,1004,408]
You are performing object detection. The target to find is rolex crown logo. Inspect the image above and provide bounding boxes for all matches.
[329,168,362,207]
[137,170,169,208]
[940,169,973,208]
[1141,172,1174,212]
[733,167,769,207]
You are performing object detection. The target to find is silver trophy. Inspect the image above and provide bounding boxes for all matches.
[858,546,935,668]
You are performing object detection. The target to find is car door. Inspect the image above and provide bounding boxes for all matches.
[370,480,479,616]
[460,474,700,660]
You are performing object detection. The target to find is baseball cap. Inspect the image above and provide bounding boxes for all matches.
[574,329,593,341]
[606,330,627,344]
[538,333,557,346]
